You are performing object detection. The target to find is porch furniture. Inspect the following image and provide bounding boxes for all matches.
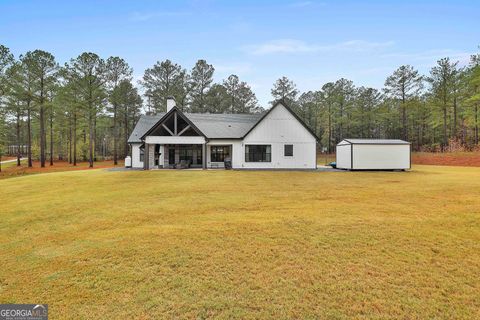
[179,160,191,169]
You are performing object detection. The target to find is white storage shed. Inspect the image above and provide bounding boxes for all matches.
[336,139,411,170]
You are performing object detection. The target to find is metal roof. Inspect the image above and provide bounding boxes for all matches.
[340,139,410,145]
[128,112,263,143]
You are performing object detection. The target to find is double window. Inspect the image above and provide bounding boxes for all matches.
[211,146,229,162]
[245,145,271,162]
[179,146,193,162]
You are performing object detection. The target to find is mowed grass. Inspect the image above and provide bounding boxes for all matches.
[0,167,479,319]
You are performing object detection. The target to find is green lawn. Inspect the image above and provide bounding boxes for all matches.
[0,166,479,319]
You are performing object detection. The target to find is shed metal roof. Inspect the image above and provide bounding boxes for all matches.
[339,139,410,145]
[128,112,263,143]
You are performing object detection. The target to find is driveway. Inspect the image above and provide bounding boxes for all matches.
[0,158,24,164]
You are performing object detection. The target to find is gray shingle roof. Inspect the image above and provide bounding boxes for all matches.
[128,112,263,143]
[128,113,165,143]
[186,113,263,139]
[341,139,410,145]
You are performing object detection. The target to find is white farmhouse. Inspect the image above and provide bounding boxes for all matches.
[127,98,319,169]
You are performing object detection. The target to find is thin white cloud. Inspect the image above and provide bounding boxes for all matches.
[245,39,395,55]
[289,1,314,7]
[247,39,314,55]
[130,11,191,22]
[288,1,326,8]
[214,62,253,76]
[335,40,396,51]
[381,49,472,65]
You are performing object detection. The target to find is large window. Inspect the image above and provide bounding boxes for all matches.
[211,146,229,162]
[284,144,293,156]
[245,145,271,162]
[139,147,144,162]
[179,146,193,162]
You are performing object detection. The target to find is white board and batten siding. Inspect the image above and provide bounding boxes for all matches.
[129,102,318,170]
[336,142,352,169]
[131,143,143,168]
[241,103,317,169]
[336,139,411,170]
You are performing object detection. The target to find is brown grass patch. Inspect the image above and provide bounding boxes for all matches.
[317,152,480,167]
[0,160,123,179]
[412,152,480,167]
[0,156,17,161]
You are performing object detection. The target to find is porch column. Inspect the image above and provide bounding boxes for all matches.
[143,143,149,170]
[202,143,207,169]
[148,144,155,168]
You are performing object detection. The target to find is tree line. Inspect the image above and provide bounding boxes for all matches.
[276,52,480,152]
[142,59,261,114]
[0,47,143,169]
[0,45,260,169]
[1,44,480,171]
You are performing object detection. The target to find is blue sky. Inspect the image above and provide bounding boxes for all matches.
[1,0,478,107]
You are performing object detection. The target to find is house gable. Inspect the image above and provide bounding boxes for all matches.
[240,102,317,169]
[243,101,319,142]
[243,101,319,141]
[140,107,205,140]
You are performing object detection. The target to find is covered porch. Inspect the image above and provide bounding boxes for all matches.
[139,105,234,169]
[140,105,209,170]
[142,141,234,169]
[143,136,207,169]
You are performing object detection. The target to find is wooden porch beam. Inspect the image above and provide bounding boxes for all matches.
[177,125,191,136]
[162,123,174,136]
[174,112,178,135]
